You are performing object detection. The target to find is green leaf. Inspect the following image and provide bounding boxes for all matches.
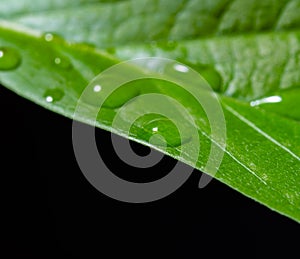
[1,0,300,222]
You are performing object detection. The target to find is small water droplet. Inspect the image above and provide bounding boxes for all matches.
[53,56,72,69]
[0,47,21,70]
[250,96,282,107]
[42,32,64,43]
[44,33,54,42]
[43,88,64,103]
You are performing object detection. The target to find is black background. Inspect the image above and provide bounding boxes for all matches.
[2,85,300,258]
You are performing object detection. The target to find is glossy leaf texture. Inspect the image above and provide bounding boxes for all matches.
[0,0,300,222]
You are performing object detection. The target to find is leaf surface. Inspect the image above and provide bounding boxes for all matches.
[0,0,300,222]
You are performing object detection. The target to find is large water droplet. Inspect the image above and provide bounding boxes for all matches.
[0,47,21,70]
[44,88,64,103]
[130,114,188,148]
[82,78,140,109]
[160,60,222,92]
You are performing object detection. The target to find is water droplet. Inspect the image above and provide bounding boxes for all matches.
[179,62,222,92]
[53,56,72,69]
[44,33,54,42]
[43,88,64,103]
[250,96,282,107]
[42,32,64,43]
[0,47,21,70]
[130,114,186,148]
[82,79,140,109]
[250,88,300,120]
[159,60,222,92]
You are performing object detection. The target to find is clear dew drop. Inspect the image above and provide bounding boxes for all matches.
[130,114,186,148]
[163,61,223,92]
[82,78,140,109]
[0,47,21,70]
[43,88,64,103]
[44,33,54,42]
[43,32,64,43]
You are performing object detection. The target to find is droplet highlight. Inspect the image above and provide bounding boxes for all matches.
[174,64,189,73]
[44,88,64,103]
[250,96,282,107]
[93,85,102,92]
[0,47,21,70]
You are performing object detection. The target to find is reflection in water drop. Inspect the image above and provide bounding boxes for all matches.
[0,47,21,70]
[44,88,64,103]
[173,64,189,73]
[93,85,102,92]
[46,96,54,103]
[250,96,282,107]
